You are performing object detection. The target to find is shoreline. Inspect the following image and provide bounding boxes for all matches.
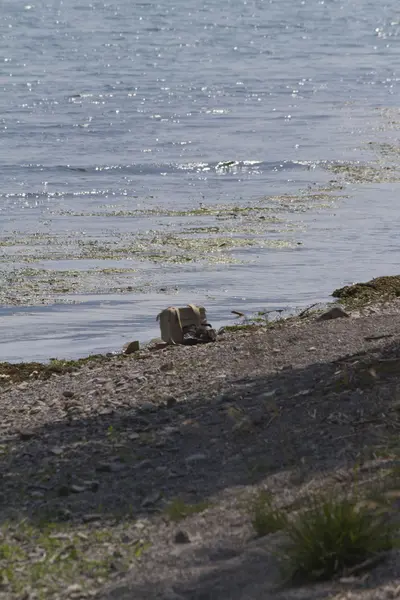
[1,155,400,367]
[1,275,400,598]
[1,272,400,379]
[0,298,334,381]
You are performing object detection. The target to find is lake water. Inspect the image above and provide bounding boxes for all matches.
[0,0,400,362]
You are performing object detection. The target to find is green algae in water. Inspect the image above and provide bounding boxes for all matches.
[368,142,400,158]
[0,182,341,308]
[0,266,145,306]
[52,204,279,219]
[324,161,400,184]
[142,234,295,265]
[143,252,242,265]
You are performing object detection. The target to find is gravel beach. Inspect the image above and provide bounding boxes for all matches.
[2,298,400,599]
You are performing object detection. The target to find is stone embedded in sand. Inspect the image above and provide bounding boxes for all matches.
[58,485,70,497]
[141,491,162,507]
[84,480,100,492]
[185,453,208,464]
[30,490,44,499]
[140,402,156,413]
[50,446,64,456]
[82,513,102,523]
[160,361,175,372]
[19,430,36,440]
[123,340,140,354]
[166,395,177,408]
[91,377,110,385]
[58,508,72,521]
[65,584,83,596]
[174,530,191,544]
[96,461,127,473]
[135,459,153,470]
[318,306,350,321]
[70,484,86,494]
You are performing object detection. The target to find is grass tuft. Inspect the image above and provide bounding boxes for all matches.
[164,498,211,522]
[251,491,398,583]
[251,491,288,536]
[284,494,394,582]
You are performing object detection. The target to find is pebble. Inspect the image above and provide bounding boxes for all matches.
[155,466,169,475]
[70,484,86,494]
[58,508,72,520]
[261,389,277,399]
[65,584,83,595]
[160,362,175,372]
[174,530,191,544]
[63,390,74,398]
[185,453,208,464]
[140,402,156,412]
[49,532,71,540]
[339,576,361,584]
[58,485,70,497]
[121,534,131,543]
[163,590,185,600]
[141,491,162,507]
[19,430,36,440]
[123,340,140,354]
[163,426,180,436]
[135,459,153,470]
[50,446,64,455]
[96,461,126,473]
[216,393,233,405]
[293,389,312,398]
[318,306,350,321]
[83,480,100,492]
[82,513,102,523]
[99,408,114,416]
[134,416,151,428]
[30,490,44,499]
[166,395,177,408]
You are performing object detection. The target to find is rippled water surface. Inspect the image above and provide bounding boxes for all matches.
[1,0,400,361]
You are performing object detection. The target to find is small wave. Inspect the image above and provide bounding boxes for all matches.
[0,159,318,185]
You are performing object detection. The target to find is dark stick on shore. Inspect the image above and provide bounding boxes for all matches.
[298,302,319,319]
